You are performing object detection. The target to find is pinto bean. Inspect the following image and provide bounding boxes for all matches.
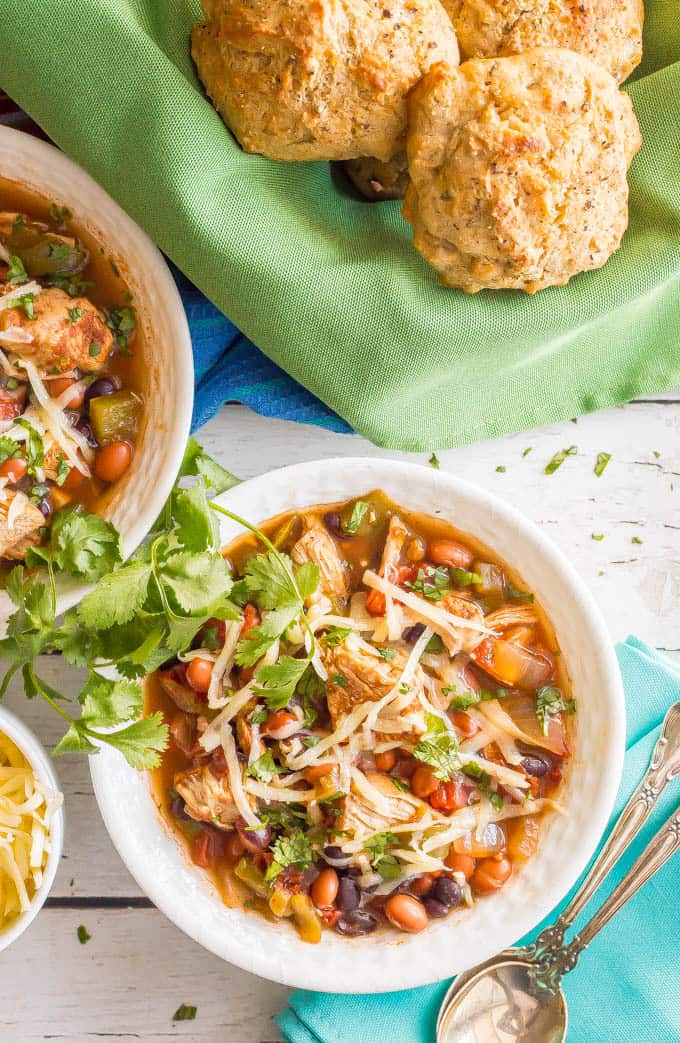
[385,893,429,934]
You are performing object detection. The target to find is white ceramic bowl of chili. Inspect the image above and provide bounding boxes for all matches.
[0,125,193,619]
[90,457,625,993]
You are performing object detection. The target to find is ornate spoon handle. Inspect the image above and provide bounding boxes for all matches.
[531,802,680,991]
[530,701,680,959]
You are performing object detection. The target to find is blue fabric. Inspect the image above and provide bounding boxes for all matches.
[174,269,351,435]
[277,638,680,1043]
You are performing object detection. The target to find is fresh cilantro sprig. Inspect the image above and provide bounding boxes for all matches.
[407,565,450,602]
[265,829,314,881]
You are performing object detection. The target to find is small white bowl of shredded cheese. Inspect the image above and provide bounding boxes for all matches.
[0,706,63,952]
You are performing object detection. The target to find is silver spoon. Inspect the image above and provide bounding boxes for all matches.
[437,701,680,1042]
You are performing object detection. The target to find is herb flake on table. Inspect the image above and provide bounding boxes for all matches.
[428,452,440,469]
[495,465,506,473]
[77,925,91,944]
[632,536,643,544]
[594,452,611,477]
[172,1004,197,1022]
[591,533,605,541]
[545,446,577,475]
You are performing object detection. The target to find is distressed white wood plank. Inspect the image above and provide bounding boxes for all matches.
[0,908,287,1043]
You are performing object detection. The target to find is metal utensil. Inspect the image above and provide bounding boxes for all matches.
[437,701,680,1042]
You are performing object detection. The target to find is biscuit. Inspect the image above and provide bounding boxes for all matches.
[403,51,641,293]
[192,0,459,162]
[443,0,643,83]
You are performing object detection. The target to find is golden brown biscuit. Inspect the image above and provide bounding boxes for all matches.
[403,51,641,294]
[192,0,459,162]
[343,153,409,201]
[443,0,643,83]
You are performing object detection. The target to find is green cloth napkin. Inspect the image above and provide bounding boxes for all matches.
[277,638,680,1042]
[1,3,679,451]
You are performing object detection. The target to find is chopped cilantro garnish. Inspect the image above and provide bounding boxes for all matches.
[6,255,28,285]
[377,646,397,662]
[12,293,34,319]
[55,454,69,487]
[88,340,100,358]
[407,565,450,601]
[323,626,351,647]
[331,672,348,687]
[245,749,281,783]
[536,686,576,736]
[594,452,611,477]
[495,465,506,473]
[68,307,83,324]
[545,446,577,475]
[105,305,136,353]
[5,377,18,391]
[632,536,643,545]
[343,500,369,535]
[591,533,605,541]
[428,452,440,469]
[49,203,72,225]
[15,419,44,475]
[522,447,533,458]
[172,1004,197,1022]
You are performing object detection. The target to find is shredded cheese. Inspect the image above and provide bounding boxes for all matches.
[0,732,62,929]
[219,722,260,828]
[206,620,242,709]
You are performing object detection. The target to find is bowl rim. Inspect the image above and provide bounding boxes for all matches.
[91,456,626,992]
[0,704,64,953]
[0,125,194,616]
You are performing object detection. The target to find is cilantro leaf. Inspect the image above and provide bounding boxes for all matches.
[245,749,281,784]
[342,500,369,535]
[323,626,351,648]
[266,829,314,881]
[535,686,576,736]
[53,721,98,757]
[252,655,310,710]
[377,646,397,661]
[414,712,461,780]
[178,436,240,495]
[172,482,219,552]
[26,506,121,580]
[14,419,44,475]
[96,712,169,769]
[79,672,142,728]
[243,551,297,611]
[365,831,401,880]
[235,601,300,667]
[294,561,320,601]
[77,562,152,629]
[505,584,534,603]
[6,255,28,285]
[161,550,233,615]
[407,565,450,601]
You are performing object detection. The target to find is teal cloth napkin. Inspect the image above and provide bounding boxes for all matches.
[277,638,680,1042]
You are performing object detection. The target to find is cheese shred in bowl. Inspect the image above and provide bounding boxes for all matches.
[0,731,62,932]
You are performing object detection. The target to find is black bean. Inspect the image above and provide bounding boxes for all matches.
[403,623,426,644]
[75,416,98,448]
[521,756,550,778]
[432,876,462,909]
[323,511,345,539]
[84,377,117,406]
[322,845,351,868]
[336,876,361,911]
[235,816,271,853]
[170,797,190,821]
[334,910,378,936]
[38,498,52,518]
[423,898,449,919]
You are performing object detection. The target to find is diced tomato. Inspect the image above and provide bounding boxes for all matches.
[191,829,224,868]
[241,603,261,636]
[429,776,470,813]
[366,564,420,616]
[319,907,342,927]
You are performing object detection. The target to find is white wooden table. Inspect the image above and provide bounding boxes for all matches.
[2,394,679,1043]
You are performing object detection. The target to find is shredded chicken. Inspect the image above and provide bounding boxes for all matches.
[337,771,431,838]
[174,765,240,829]
[291,515,348,600]
[0,286,112,373]
[0,491,44,559]
[379,514,408,578]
